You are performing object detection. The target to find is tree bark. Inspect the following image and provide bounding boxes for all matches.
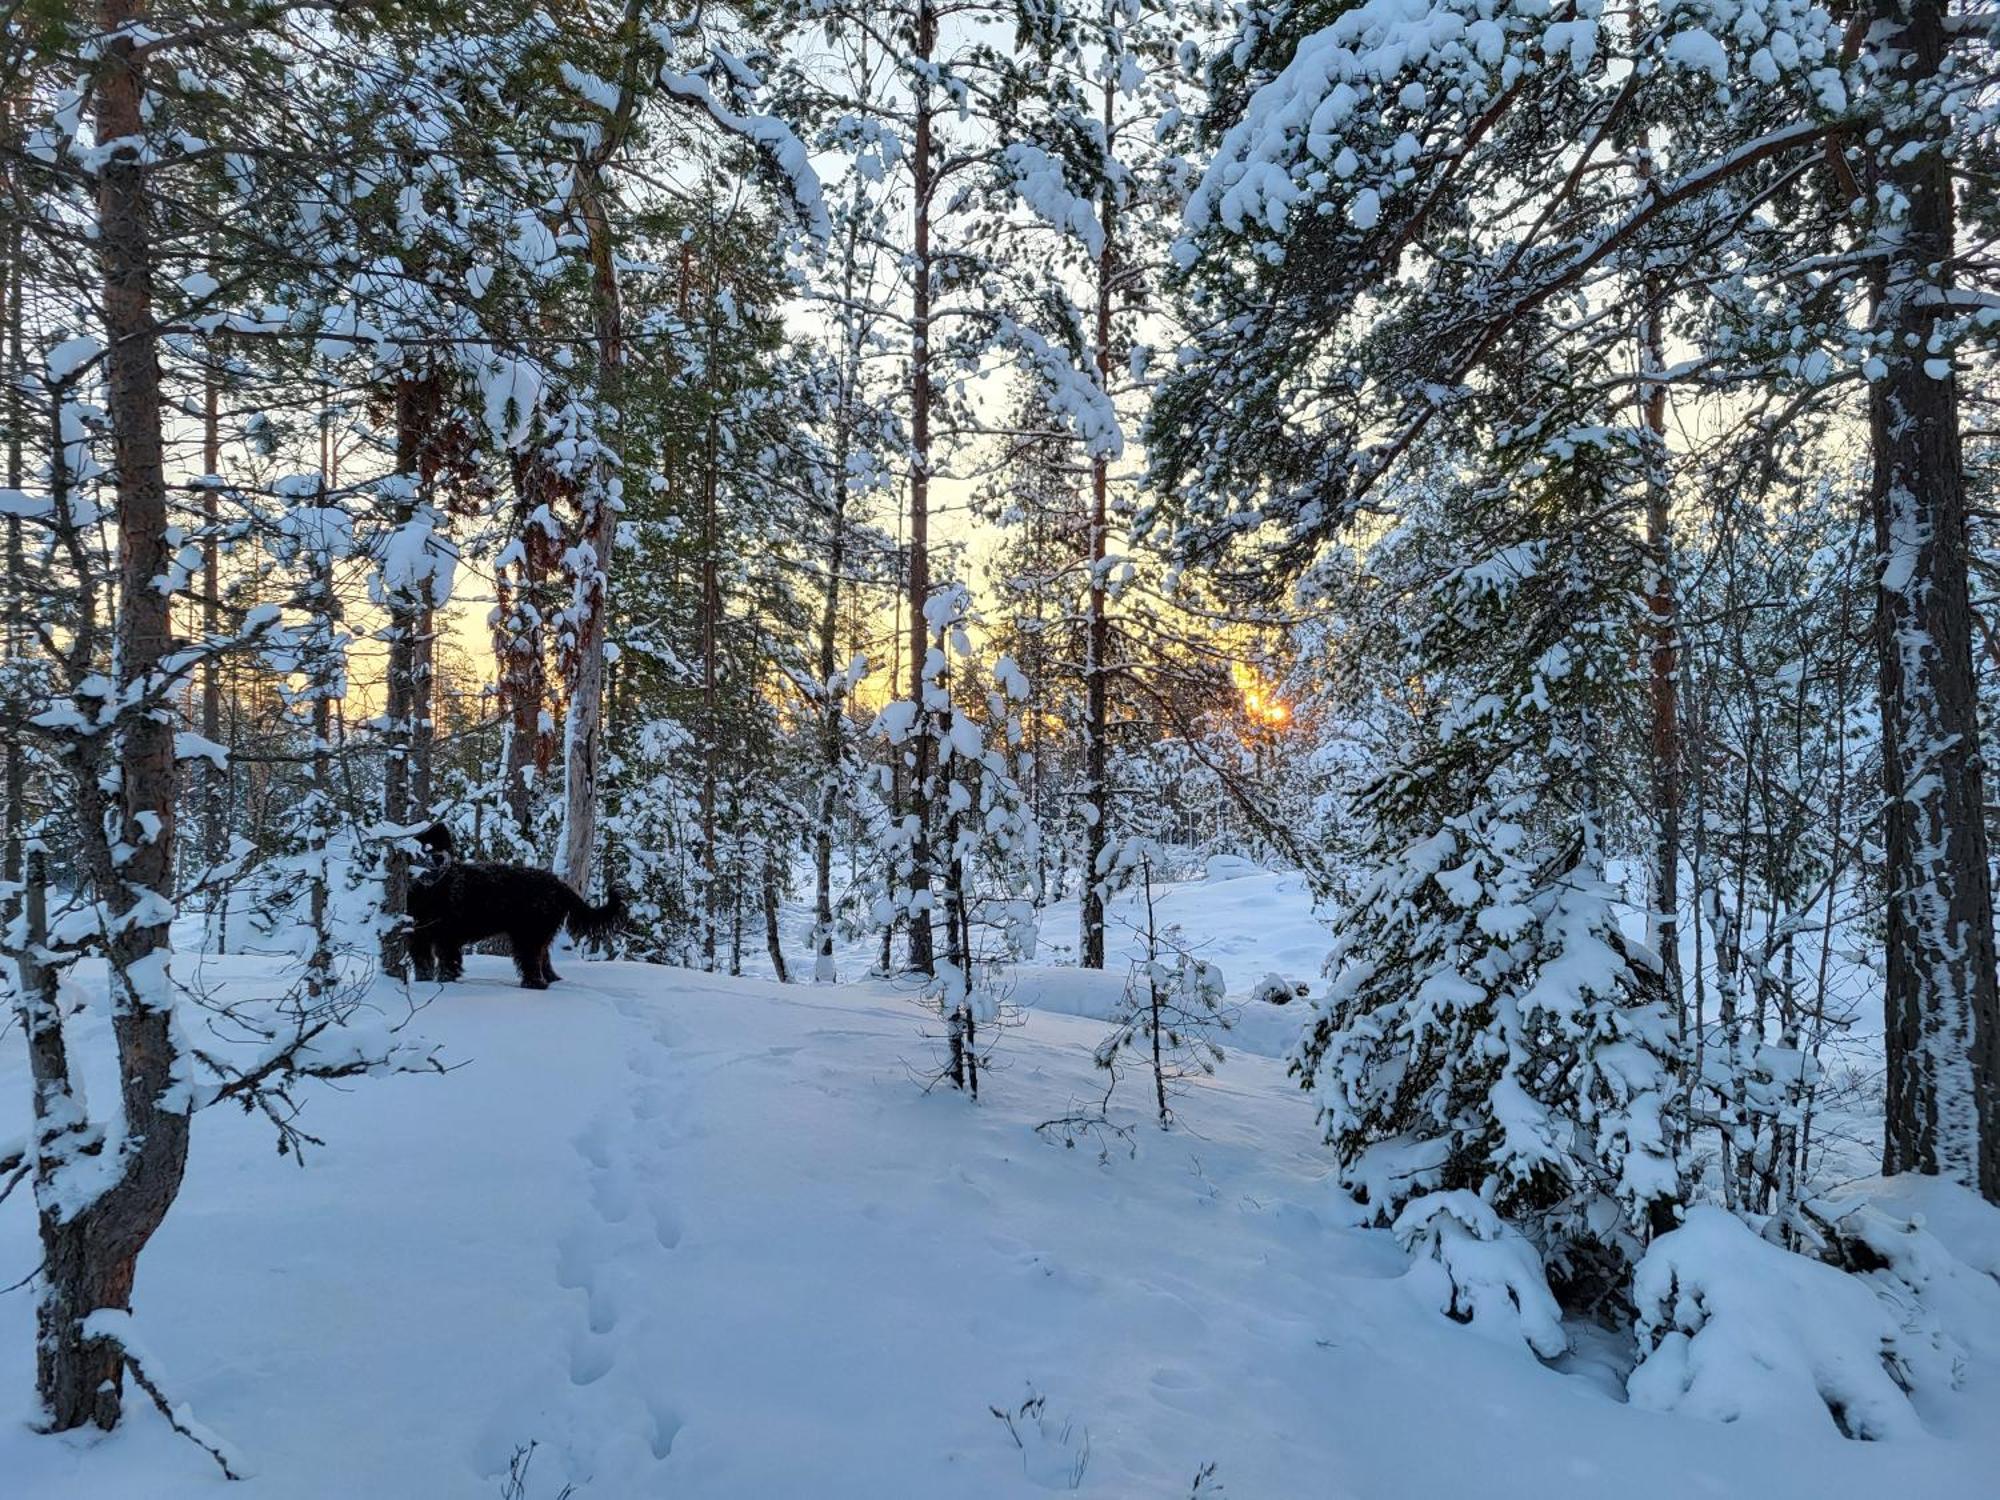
[903,0,938,978]
[559,166,622,894]
[763,851,789,983]
[200,345,223,870]
[413,598,436,816]
[1080,72,1117,970]
[811,476,847,981]
[499,452,557,837]
[1636,129,1685,1156]
[1870,0,2000,1201]
[700,347,721,972]
[35,4,194,1428]
[4,111,24,899]
[812,198,867,983]
[378,376,432,979]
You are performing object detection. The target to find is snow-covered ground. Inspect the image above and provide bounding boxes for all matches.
[5,948,1996,1498]
[760,856,1333,1060]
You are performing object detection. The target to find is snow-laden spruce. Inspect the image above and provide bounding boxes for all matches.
[1294,445,1680,1324]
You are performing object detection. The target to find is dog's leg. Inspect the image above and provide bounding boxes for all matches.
[410,932,436,984]
[511,931,549,990]
[541,938,563,985]
[440,941,464,982]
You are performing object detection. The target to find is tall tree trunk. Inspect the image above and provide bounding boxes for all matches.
[4,120,24,901]
[200,347,223,871]
[499,452,556,838]
[811,472,847,982]
[307,530,337,997]
[1636,132,1685,1155]
[34,5,193,1429]
[903,0,938,978]
[559,167,622,894]
[1080,72,1117,970]
[1869,0,1999,1199]
[379,376,434,978]
[812,200,867,984]
[700,362,721,971]
[413,598,436,816]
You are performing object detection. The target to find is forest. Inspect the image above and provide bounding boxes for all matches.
[2,1,1998,1495]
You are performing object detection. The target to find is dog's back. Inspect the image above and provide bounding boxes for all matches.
[414,861,575,945]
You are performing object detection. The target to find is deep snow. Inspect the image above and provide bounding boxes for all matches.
[4,948,1997,1498]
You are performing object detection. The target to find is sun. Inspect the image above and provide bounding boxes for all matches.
[1232,662,1292,730]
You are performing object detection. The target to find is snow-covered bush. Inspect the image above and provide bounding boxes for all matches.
[1627,1207,1922,1440]
[1823,1178,2000,1404]
[1249,972,1299,1006]
[1095,847,1231,1127]
[1394,1191,1568,1360]
[874,584,1041,1093]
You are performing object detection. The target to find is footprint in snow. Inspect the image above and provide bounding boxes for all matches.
[645,1397,683,1460]
[568,1330,614,1387]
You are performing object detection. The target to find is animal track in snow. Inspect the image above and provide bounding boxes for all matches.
[568,1330,614,1387]
[539,997,694,1479]
[645,1396,684,1459]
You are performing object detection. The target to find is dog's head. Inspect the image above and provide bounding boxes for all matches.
[413,822,457,886]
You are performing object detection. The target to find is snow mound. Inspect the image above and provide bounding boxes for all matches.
[1394,1191,1568,1359]
[1628,1207,1922,1440]
[1201,854,1263,882]
[1824,1178,2000,1430]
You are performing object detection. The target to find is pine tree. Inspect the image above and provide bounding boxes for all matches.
[1094,846,1230,1127]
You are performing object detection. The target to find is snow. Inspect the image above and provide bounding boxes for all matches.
[477,355,546,449]
[1005,321,1125,461]
[655,67,830,246]
[1395,1191,1569,1359]
[1629,1207,1928,1440]
[6,944,1996,1497]
[1002,143,1104,257]
[1664,28,1730,84]
[46,335,102,383]
[172,732,229,769]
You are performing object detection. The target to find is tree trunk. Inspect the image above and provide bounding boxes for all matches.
[811,491,846,980]
[812,200,867,984]
[308,550,336,998]
[378,376,432,979]
[200,348,224,871]
[35,5,194,1429]
[559,167,622,895]
[763,851,789,983]
[1635,145,1685,1155]
[728,795,744,979]
[1869,0,2000,1201]
[413,598,436,818]
[499,453,556,837]
[1142,862,1167,1126]
[1080,73,1117,970]
[700,385,721,972]
[4,129,24,899]
[903,0,938,978]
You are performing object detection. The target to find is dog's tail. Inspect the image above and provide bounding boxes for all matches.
[565,885,627,943]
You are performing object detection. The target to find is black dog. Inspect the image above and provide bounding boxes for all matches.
[406,824,624,990]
